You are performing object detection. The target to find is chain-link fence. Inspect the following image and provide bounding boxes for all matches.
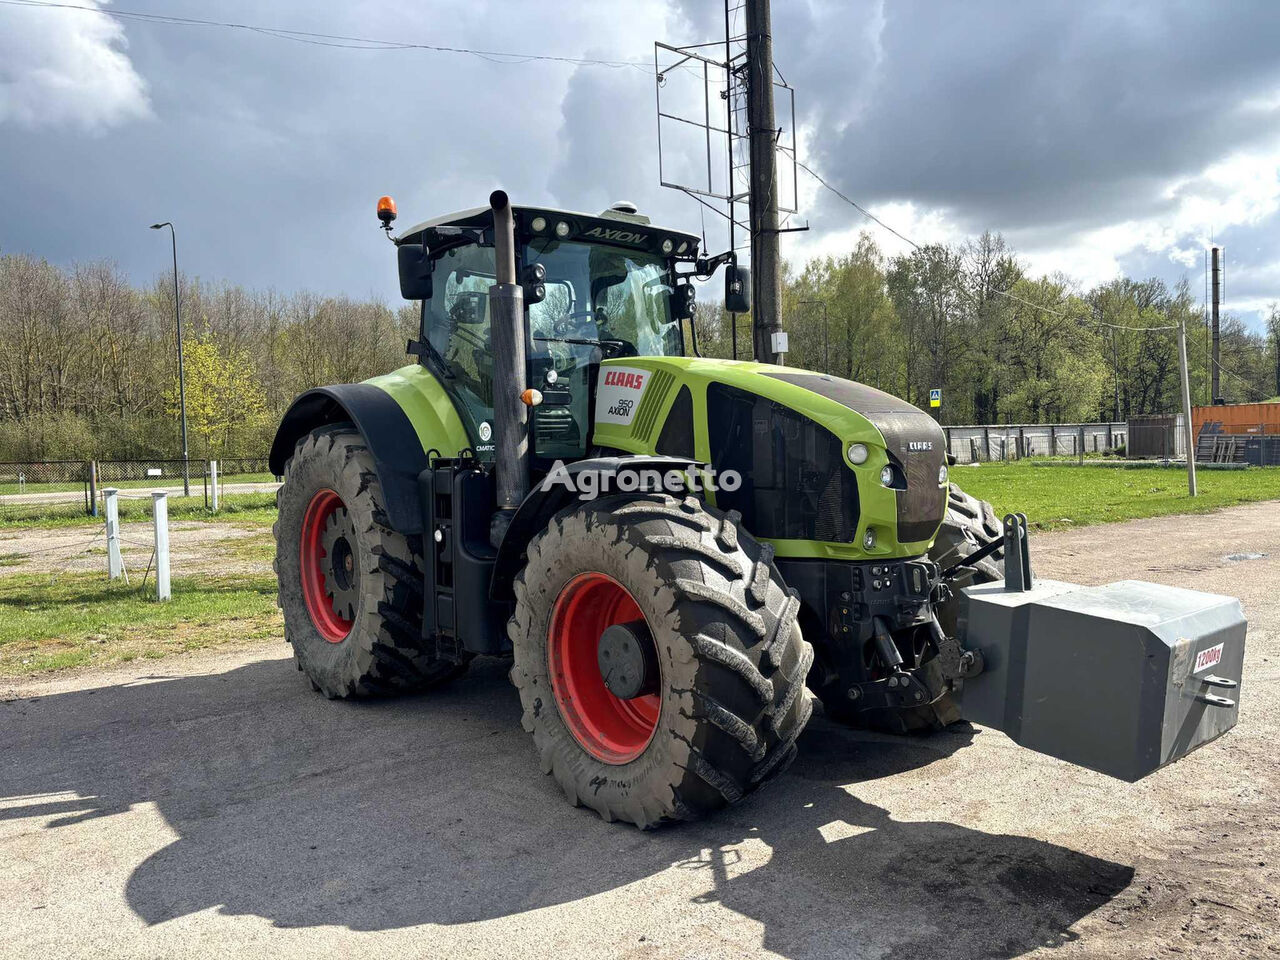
[0,460,94,522]
[943,423,1128,464]
[0,456,279,524]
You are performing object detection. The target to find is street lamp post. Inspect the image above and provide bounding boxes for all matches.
[798,299,829,372]
[150,222,190,497]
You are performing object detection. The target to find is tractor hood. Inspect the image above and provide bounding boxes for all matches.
[758,370,948,544]
[591,357,949,556]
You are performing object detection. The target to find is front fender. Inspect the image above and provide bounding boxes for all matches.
[489,455,702,603]
[270,383,432,535]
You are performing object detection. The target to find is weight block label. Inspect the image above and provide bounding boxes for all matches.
[1194,642,1224,673]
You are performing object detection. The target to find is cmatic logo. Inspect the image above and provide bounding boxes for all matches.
[584,226,648,245]
[604,370,646,390]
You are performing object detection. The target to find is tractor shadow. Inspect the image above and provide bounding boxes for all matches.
[0,655,1132,958]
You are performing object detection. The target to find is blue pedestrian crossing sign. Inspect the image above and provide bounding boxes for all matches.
[929,388,941,408]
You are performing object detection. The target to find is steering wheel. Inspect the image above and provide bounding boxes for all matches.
[600,337,639,358]
[450,291,488,325]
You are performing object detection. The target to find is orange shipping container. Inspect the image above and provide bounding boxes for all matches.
[1193,402,1280,437]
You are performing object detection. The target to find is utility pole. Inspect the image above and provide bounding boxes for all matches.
[745,0,783,364]
[150,222,190,497]
[1177,316,1198,497]
[1211,246,1221,403]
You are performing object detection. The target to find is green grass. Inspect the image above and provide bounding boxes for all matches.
[955,462,1280,531]
[0,570,281,677]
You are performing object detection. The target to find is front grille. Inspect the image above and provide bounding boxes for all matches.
[763,371,946,545]
[706,383,859,542]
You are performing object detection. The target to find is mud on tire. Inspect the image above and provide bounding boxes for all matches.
[930,482,1006,634]
[509,492,814,828]
[897,481,1006,731]
[274,424,467,698]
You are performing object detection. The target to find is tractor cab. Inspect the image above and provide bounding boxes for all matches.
[393,203,702,463]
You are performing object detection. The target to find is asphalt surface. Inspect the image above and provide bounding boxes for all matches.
[2,502,1278,959]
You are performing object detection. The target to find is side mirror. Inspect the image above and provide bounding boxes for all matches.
[725,264,750,314]
[672,282,696,321]
[397,244,432,300]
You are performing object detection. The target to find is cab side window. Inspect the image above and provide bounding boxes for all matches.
[425,245,497,449]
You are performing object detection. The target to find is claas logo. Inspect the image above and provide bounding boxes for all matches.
[604,370,646,390]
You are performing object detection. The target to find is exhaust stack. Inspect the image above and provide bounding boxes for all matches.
[488,190,529,547]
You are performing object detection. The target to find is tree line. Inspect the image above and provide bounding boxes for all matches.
[2,232,1278,461]
[693,232,1280,424]
[0,254,417,461]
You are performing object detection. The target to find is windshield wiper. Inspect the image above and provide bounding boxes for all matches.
[409,335,455,378]
[533,336,629,356]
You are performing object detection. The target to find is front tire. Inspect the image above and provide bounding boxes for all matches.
[509,493,813,828]
[930,482,1006,634]
[274,424,467,699]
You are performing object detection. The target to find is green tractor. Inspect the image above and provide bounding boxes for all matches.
[270,191,1245,828]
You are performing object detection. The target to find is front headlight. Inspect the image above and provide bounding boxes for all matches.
[863,527,877,549]
[880,465,895,487]
[938,464,948,485]
[847,443,868,465]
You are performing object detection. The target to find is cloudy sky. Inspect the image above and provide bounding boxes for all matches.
[2,0,1279,328]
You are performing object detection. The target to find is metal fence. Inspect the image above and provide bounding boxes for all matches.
[1196,427,1280,466]
[0,456,278,523]
[0,459,95,522]
[943,422,1128,463]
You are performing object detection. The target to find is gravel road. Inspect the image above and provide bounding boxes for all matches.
[1,502,1276,959]
[0,519,266,577]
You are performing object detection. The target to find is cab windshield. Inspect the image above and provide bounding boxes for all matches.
[420,237,683,463]
[525,239,682,357]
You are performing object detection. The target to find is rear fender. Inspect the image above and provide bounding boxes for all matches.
[489,455,701,603]
[270,383,431,535]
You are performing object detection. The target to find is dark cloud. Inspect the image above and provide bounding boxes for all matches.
[2,0,1278,328]
[0,0,663,298]
[782,1,1280,233]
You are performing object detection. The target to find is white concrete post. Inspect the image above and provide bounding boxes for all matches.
[210,459,219,512]
[152,491,171,601]
[104,488,122,580]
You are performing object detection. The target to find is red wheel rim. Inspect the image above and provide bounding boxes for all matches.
[299,489,355,643]
[548,573,660,765]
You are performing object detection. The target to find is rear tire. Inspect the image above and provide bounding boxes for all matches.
[509,492,813,828]
[274,424,468,699]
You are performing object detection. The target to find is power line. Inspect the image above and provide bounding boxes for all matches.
[0,0,654,70]
[1188,336,1266,401]
[796,160,1178,332]
[796,160,920,252]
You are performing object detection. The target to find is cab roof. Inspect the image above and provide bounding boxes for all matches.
[395,204,702,262]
